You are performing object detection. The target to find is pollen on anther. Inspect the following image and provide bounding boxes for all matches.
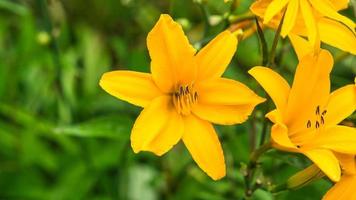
[307,120,312,128]
[185,86,189,94]
[315,121,320,129]
[315,106,320,115]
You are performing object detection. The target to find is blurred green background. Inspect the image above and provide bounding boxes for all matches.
[0,0,355,199]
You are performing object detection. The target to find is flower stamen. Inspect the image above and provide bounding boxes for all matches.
[306,106,327,129]
[172,84,198,115]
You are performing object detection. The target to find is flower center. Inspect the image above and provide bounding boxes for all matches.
[172,84,198,115]
[306,105,327,130]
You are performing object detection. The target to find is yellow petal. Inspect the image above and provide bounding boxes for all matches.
[196,31,238,80]
[335,153,356,175]
[266,109,283,123]
[182,115,225,180]
[329,0,350,11]
[318,18,356,55]
[270,123,298,152]
[286,50,333,134]
[99,71,162,107]
[131,96,184,156]
[193,104,255,125]
[147,14,197,93]
[303,148,340,182]
[300,0,317,46]
[281,0,299,37]
[309,0,355,33]
[325,84,356,126]
[304,126,356,154]
[250,0,270,17]
[288,34,313,60]
[249,66,290,111]
[263,0,290,24]
[323,175,356,200]
[197,78,265,105]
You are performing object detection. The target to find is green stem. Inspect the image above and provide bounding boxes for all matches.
[259,100,272,146]
[268,11,285,67]
[199,2,211,38]
[37,0,71,121]
[270,183,288,194]
[38,0,62,79]
[255,17,268,66]
[250,142,271,164]
[244,142,271,198]
[228,13,255,25]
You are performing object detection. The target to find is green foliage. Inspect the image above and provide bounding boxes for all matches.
[0,0,354,199]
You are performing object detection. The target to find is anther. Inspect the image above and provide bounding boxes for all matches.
[296,145,301,148]
[321,116,325,125]
[180,86,184,94]
[307,120,311,128]
[173,84,197,115]
[322,110,327,116]
[315,106,320,115]
[185,86,189,94]
[315,121,320,129]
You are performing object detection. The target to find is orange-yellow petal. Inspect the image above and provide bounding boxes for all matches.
[329,0,350,11]
[266,109,283,124]
[281,0,299,37]
[289,34,313,60]
[309,0,355,33]
[196,31,238,81]
[286,50,333,134]
[318,18,356,55]
[325,84,356,126]
[250,0,270,17]
[270,123,298,152]
[263,0,290,24]
[323,175,356,200]
[196,78,265,106]
[335,153,356,175]
[182,115,225,180]
[303,148,340,182]
[300,0,317,46]
[193,104,255,125]
[131,96,184,156]
[304,126,356,154]
[249,66,290,111]
[99,70,162,107]
[147,14,197,92]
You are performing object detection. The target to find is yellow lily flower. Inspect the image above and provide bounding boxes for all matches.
[99,14,265,180]
[249,49,356,182]
[250,0,356,54]
[323,154,356,200]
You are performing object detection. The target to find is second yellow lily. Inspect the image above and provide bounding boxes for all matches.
[249,49,356,181]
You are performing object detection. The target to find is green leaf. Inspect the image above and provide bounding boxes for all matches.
[53,115,133,139]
